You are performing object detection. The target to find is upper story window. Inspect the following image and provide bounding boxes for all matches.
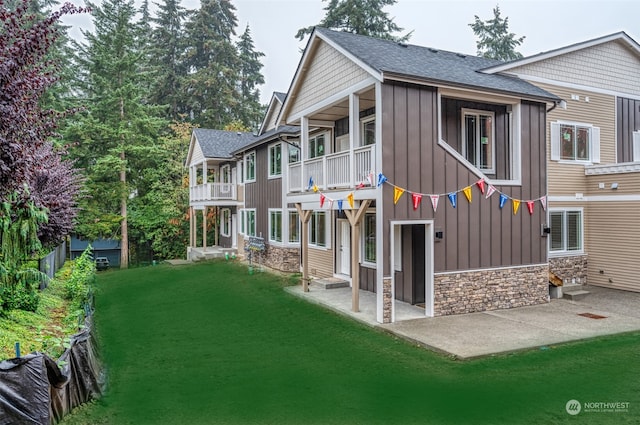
[549,209,583,254]
[308,133,326,159]
[361,118,376,146]
[551,122,600,163]
[244,152,256,182]
[220,164,231,184]
[269,143,282,177]
[289,144,300,163]
[462,109,495,174]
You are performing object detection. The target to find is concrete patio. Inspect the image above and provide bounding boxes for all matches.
[285,284,640,359]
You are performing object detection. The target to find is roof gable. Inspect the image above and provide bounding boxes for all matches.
[258,92,286,135]
[185,129,256,166]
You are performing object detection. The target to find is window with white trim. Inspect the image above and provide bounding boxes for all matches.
[462,109,495,174]
[633,131,640,162]
[221,208,231,237]
[288,210,300,243]
[361,213,376,263]
[308,133,326,159]
[361,118,376,146]
[289,144,300,163]
[268,143,282,177]
[244,152,256,182]
[269,210,282,243]
[550,122,600,163]
[239,209,245,234]
[309,211,327,247]
[220,164,231,183]
[245,209,256,237]
[549,209,583,254]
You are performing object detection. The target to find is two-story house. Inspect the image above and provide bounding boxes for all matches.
[278,28,560,323]
[485,32,640,294]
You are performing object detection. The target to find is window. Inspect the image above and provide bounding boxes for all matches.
[269,143,282,177]
[269,210,282,243]
[220,165,231,184]
[221,209,231,237]
[288,210,300,243]
[308,133,326,159]
[551,122,600,163]
[462,109,495,173]
[239,209,245,234]
[245,152,256,182]
[633,131,640,162]
[289,144,300,163]
[549,210,583,254]
[361,118,376,146]
[245,209,256,237]
[309,211,326,247]
[362,213,376,263]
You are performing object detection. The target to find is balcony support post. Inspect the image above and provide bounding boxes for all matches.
[295,203,312,292]
[349,93,360,187]
[301,116,309,191]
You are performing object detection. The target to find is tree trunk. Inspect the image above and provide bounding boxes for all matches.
[119,96,129,269]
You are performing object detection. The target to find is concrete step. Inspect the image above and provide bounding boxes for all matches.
[312,277,349,290]
[563,290,590,301]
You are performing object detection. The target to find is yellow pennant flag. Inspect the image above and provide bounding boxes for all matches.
[512,199,521,215]
[312,184,319,193]
[393,187,405,205]
[463,186,472,203]
[347,192,354,209]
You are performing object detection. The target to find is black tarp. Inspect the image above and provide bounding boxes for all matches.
[0,318,103,424]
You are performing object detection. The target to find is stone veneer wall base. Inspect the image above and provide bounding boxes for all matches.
[549,255,588,286]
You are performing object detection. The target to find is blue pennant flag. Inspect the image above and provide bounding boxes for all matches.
[499,193,508,209]
[337,199,343,212]
[447,193,457,208]
[377,173,388,187]
[308,176,313,190]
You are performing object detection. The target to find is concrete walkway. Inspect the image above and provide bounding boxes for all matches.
[285,284,640,359]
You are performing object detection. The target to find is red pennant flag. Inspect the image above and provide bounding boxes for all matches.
[476,179,485,194]
[412,193,422,210]
[320,194,326,208]
[356,182,365,190]
[526,200,534,215]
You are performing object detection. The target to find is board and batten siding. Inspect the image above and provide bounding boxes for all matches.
[289,40,370,118]
[380,82,547,275]
[244,143,282,239]
[616,97,640,163]
[535,82,616,196]
[586,201,640,292]
[508,40,640,95]
[189,142,204,167]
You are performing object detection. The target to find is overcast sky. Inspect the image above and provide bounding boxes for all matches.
[62,0,640,104]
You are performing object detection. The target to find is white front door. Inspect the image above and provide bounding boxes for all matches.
[338,219,351,276]
[231,214,237,248]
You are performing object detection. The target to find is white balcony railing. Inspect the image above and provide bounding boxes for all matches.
[190,183,237,202]
[287,144,375,193]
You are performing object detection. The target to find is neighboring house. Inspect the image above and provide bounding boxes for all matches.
[278,27,559,323]
[485,32,640,293]
[232,92,301,272]
[70,236,121,267]
[185,128,255,260]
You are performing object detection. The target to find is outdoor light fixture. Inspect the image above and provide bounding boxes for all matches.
[611,182,619,190]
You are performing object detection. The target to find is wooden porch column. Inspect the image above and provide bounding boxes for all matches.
[295,203,312,292]
[189,207,194,247]
[214,207,219,246]
[344,200,371,312]
[202,207,207,249]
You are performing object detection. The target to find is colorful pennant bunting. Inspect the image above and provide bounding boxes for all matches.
[486,185,496,199]
[526,201,534,215]
[539,196,547,211]
[312,184,319,193]
[448,193,457,208]
[308,177,313,190]
[337,199,343,212]
[320,194,326,208]
[430,195,439,212]
[499,193,508,209]
[347,193,354,209]
[463,186,472,203]
[512,199,520,215]
[476,179,485,195]
[412,193,422,210]
[377,173,387,187]
[394,187,405,205]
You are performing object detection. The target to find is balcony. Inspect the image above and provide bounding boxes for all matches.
[190,183,237,203]
[288,145,375,192]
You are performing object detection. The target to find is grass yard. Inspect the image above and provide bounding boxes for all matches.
[62,261,640,425]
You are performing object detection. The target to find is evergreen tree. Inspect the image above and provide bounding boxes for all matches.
[149,0,189,120]
[236,24,265,130]
[183,0,240,127]
[69,0,166,268]
[296,0,411,42]
[469,5,525,61]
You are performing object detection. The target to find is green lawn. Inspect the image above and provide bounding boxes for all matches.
[62,261,640,425]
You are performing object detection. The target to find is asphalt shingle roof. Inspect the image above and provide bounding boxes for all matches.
[274,92,287,103]
[316,28,559,101]
[233,125,300,154]
[193,129,257,159]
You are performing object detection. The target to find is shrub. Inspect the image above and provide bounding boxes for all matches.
[64,247,95,312]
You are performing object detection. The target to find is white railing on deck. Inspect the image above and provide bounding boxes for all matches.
[190,183,236,202]
[287,145,375,192]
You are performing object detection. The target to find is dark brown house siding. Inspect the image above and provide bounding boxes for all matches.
[380,82,547,276]
[244,143,283,239]
[616,97,640,163]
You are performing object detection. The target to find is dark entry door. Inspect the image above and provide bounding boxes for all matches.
[412,224,425,304]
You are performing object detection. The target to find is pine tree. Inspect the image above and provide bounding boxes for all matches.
[236,24,265,131]
[149,0,189,120]
[296,0,411,42]
[183,0,240,127]
[469,5,525,61]
[69,0,166,268]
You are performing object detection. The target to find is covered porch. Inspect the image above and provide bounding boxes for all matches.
[187,205,238,261]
